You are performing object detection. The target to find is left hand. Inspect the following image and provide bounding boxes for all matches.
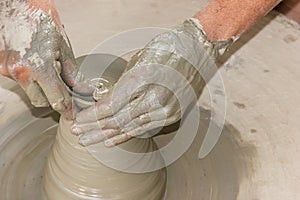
[0,0,79,118]
[72,19,230,147]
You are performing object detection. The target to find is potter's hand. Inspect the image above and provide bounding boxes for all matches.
[73,19,233,147]
[0,1,78,117]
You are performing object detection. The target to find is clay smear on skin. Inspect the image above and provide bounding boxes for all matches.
[28,0,62,29]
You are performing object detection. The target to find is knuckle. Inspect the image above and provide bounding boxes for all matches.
[31,100,50,107]
[169,113,181,123]
[50,101,65,112]
[163,106,174,116]
[112,116,126,128]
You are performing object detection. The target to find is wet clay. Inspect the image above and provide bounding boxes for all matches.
[0,50,252,198]
[0,107,251,200]
[43,117,166,200]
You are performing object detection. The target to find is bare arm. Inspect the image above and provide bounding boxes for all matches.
[194,0,282,41]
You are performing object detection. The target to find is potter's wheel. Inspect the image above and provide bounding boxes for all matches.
[0,109,253,200]
[0,110,58,200]
[0,54,254,200]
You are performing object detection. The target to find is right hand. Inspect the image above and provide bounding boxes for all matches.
[0,0,79,118]
[72,18,227,147]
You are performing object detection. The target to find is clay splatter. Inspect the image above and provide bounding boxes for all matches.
[250,129,257,134]
[233,102,246,109]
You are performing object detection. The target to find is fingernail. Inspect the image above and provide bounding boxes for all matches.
[126,132,134,137]
[104,139,114,147]
[52,102,64,112]
[71,126,82,135]
[98,120,105,128]
[79,137,90,147]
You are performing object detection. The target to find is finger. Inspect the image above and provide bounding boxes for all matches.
[72,80,95,96]
[76,67,152,123]
[9,63,50,107]
[79,129,120,147]
[74,100,141,133]
[121,113,154,133]
[104,109,168,148]
[121,108,168,134]
[36,62,72,117]
[104,133,132,147]
[100,85,166,129]
[22,79,50,107]
[99,105,131,129]
[92,102,139,130]
[127,120,167,138]
[75,101,132,129]
[75,96,114,123]
[120,102,181,137]
[103,103,153,130]
[96,98,135,128]
[104,120,166,147]
[124,50,141,72]
[71,120,105,135]
[75,88,142,123]
[59,36,79,87]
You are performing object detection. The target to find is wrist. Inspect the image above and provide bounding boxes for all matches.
[193,0,282,42]
[27,0,61,27]
[176,18,234,59]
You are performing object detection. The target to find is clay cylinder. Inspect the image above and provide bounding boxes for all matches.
[43,117,166,200]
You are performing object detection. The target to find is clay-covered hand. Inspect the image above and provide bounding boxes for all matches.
[72,19,232,147]
[0,0,78,117]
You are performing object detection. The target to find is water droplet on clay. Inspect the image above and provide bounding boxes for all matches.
[89,78,112,101]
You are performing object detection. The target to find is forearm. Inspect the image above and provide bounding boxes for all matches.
[193,0,282,41]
